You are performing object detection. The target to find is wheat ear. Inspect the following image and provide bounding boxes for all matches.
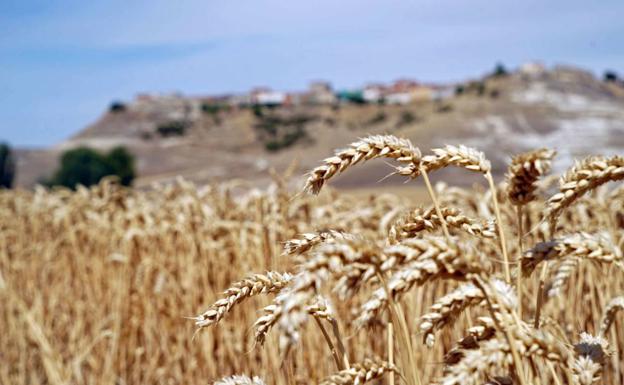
[304,135,421,194]
[572,332,610,385]
[283,230,356,257]
[506,148,556,206]
[546,257,580,297]
[213,375,267,385]
[545,155,624,231]
[521,233,621,277]
[389,206,496,244]
[319,358,397,385]
[599,296,624,337]
[194,271,292,328]
[443,316,497,365]
[356,238,482,326]
[419,283,485,347]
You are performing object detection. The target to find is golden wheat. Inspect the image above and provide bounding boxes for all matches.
[2,137,624,385]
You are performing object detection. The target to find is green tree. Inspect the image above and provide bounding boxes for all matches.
[604,70,618,83]
[48,146,136,188]
[493,62,508,77]
[0,142,16,188]
[109,101,127,113]
[105,146,135,186]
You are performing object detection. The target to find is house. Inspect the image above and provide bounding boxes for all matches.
[306,81,336,105]
[430,85,455,101]
[384,91,412,105]
[410,85,433,102]
[520,61,546,77]
[362,83,385,103]
[250,87,286,106]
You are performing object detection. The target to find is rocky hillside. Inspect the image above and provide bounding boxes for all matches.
[15,65,624,189]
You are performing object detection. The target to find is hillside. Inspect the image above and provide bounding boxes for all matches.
[15,65,624,188]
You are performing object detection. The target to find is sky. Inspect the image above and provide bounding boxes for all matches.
[1,0,623,147]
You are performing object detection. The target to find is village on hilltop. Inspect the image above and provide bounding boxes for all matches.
[121,62,560,118]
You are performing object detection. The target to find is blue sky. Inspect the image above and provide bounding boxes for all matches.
[1,0,623,147]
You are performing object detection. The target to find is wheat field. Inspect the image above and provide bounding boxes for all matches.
[1,135,623,385]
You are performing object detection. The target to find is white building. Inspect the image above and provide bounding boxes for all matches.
[384,92,412,105]
[251,88,286,105]
[363,84,384,103]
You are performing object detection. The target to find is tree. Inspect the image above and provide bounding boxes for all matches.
[47,146,136,188]
[156,120,187,137]
[0,143,16,188]
[105,146,135,186]
[493,62,508,77]
[109,101,127,113]
[604,70,618,83]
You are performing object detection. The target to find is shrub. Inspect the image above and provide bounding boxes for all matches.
[397,111,417,127]
[105,147,136,186]
[454,85,465,95]
[367,111,387,125]
[0,142,15,188]
[436,103,453,113]
[604,71,618,83]
[254,113,311,152]
[202,103,229,116]
[252,105,264,118]
[109,101,127,113]
[156,120,188,137]
[493,62,508,77]
[263,127,306,152]
[47,146,135,188]
[476,82,486,96]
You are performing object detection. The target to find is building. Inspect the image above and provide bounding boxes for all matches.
[362,83,385,103]
[430,85,455,101]
[384,92,411,105]
[306,81,336,105]
[520,61,546,77]
[250,87,287,106]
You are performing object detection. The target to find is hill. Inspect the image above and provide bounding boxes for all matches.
[15,64,624,188]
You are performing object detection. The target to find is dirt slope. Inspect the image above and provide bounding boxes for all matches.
[15,65,624,189]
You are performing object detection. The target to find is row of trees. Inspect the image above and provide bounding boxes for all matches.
[0,143,136,189]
